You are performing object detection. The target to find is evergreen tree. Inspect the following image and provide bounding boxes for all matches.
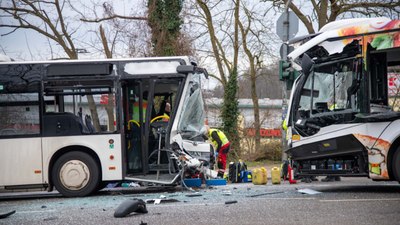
[148,0,183,56]
[222,68,240,158]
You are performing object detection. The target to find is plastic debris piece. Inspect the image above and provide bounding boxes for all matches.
[225,200,237,204]
[129,182,140,187]
[106,183,119,188]
[114,199,148,218]
[222,190,232,196]
[297,188,322,195]
[145,199,180,204]
[185,193,202,197]
[247,191,284,197]
[0,210,16,219]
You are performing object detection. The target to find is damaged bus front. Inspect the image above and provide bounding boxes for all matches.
[283,18,400,182]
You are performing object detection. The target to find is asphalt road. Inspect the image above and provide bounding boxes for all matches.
[1,177,400,225]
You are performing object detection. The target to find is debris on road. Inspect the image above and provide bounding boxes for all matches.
[145,198,180,205]
[225,200,237,204]
[222,190,232,196]
[185,193,202,197]
[247,191,284,197]
[114,199,148,218]
[121,182,141,188]
[0,210,16,219]
[297,188,322,195]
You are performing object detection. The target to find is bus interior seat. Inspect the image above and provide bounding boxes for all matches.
[78,111,90,134]
[43,112,88,136]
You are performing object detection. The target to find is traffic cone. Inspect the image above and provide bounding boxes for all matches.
[288,164,297,184]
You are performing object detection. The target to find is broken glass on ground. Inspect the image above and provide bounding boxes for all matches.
[297,188,322,195]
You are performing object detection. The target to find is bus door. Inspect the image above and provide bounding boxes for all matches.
[123,77,183,178]
[123,80,145,174]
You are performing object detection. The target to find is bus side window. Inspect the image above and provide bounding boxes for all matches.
[43,112,88,136]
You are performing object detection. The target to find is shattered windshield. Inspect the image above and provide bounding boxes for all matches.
[299,59,356,115]
[177,73,206,139]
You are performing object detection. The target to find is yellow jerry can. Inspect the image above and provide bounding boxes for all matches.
[252,167,267,185]
[271,166,281,184]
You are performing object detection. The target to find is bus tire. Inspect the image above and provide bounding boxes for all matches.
[52,151,100,197]
[393,148,400,182]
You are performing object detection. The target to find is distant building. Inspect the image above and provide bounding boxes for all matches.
[205,98,283,137]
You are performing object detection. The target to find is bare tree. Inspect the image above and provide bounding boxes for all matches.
[238,1,278,153]
[76,0,194,57]
[0,0,78,59]
[195,0,241,157]
[72,1,151,57]
[0,0,101,131]
[268,0,400,34]
[193,1,280,155]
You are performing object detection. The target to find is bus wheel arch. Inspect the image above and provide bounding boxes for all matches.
[390,146,400,183]
[388,137,400,182]
[49,146,102,197]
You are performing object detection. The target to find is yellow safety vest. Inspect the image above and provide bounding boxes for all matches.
[209,129,229,147]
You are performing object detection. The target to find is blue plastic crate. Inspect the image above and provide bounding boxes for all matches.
[205,179,227,186]
[183,178,202,187]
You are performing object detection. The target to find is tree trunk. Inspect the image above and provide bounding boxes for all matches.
[100,25,115,131]
[250,66,261,153]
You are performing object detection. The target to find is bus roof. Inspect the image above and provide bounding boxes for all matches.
[288,17,396,61]
[0,56,195,77]
[0,56,191,65]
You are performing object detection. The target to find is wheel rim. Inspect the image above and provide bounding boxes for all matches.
[59,160,90,191]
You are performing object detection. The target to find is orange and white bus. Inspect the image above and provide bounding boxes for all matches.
[282,18,400,182]
[0,56,213,196]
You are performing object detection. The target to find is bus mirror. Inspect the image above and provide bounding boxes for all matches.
[177,65,195,74]
[301,53,314,76]
[177,65,209,79]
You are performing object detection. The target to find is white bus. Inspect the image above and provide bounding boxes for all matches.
[0,56,213,196]
[282,18,400,182]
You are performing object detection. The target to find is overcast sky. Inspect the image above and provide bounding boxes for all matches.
[0,1,310,90]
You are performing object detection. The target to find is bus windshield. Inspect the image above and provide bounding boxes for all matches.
[299,58,357,115]
[177,72,206,140]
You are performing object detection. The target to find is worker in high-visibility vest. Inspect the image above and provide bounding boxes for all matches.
[132,99,147,122]
[207,127,230,177]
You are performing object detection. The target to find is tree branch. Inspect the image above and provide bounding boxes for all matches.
[80,15,147,23]
[196,0,228,86]
[288,1,315,34]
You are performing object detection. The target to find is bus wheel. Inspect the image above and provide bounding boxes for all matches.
[52,151,100,197]
[393,148,400,183]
